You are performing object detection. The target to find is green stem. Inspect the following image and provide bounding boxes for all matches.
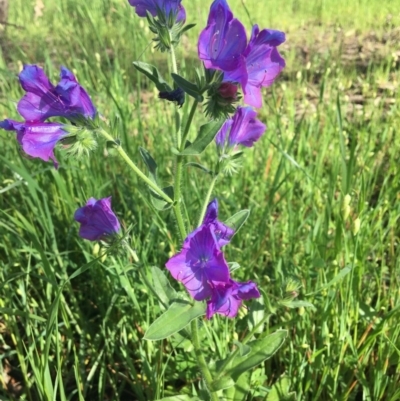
[215,312,272,379]
[191,320,219,401]
[168,37,187,240]
[173,156,187,239]
[197,175,219,227]
[180,100,198,151]
[169,35,217,399]
[98,129,173,204]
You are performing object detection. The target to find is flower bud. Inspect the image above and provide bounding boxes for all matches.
[352,217,361,235]
[342,194,351,220]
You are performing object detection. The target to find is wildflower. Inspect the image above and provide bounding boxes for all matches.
[74,197,121,241]
[216,106,266,148]
[0,119,67,167]
[224,25,286,108]
[128,0,186,22]
[166,225,230,300]
[198,0,247,73]
[199,199,234,247]
[198,0,285,108]
[17,65,96,122]
[206,279,260,319]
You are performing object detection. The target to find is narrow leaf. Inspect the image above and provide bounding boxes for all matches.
[179,120,224,156]
[155,397,201,401]
[171,73,203,101]
[133,61,172,92]
[151,266,177,308]
[224,371,252,401]
[267,375,296,401]
[144,300,205,340]
[150,186,174,211]
[139,147,158,183]
[186,162,213,175]
[233,340,251,357]
[0,308,46,322]
[224,210,250,236]
[227,330,287,378]
[211,377,235,391]
[248,294,265,334]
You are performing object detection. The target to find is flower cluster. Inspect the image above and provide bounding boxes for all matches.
[198,0,285,109]
[0,65,96,167]
[166,199,260,319]
[74,197,121,242]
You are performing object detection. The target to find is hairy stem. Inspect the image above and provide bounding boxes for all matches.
[169,35,217,398]
[191,320,219,401]
[98,129,173,204]
[197,175,219,227]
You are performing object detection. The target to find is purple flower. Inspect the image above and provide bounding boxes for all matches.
[216,106,266,148]
[0,119,67,167]
[198,0,285,108]
[128,0,186,22]
[166,225,230,300]
[17,65,96,122]
[198,0,247,72]
[201,199,234,246]
[224,25,286,108]
[183,199,234,248]
[206,279,260,319]
[74,197,121,241]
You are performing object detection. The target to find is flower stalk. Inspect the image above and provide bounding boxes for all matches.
[98,129,173,204]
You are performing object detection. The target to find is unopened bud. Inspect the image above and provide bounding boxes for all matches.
[352,217,361,235]
[342,194,351,220]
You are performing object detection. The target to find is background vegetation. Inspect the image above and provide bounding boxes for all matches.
[1,0,400,400]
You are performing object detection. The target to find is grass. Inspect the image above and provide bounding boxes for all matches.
[1,0,400,400]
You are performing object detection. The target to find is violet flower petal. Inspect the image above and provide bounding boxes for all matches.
[206,279,260,319]
[203,199,234,246]
[17,64,96,121]
[128,0,186,22]
[166,225,230,300]
[74,197,121,241]
[0,119,67,167]
[198,0,247,72]
[55,66,96,119]
[228,106,266,147]
[242,25,286,108]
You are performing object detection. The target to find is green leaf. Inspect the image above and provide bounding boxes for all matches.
[186,162,213,175]
[224,209,250,236]
[144,300,205,340]
[155,396,201,401]
[177,120,224,156]
[233,340,251,357]
[211,376,235,391]
[151,266,177,308]
[227,330,287,379]
[150,185,174,211]
[0,308,46,322]
[224,371,251,401]
[139,147,158,183]
[248,294,265,334]
[171,73,203,102]
[179,23,196,35]
[278,300,316,310]
[306,265,352,295]
[133,61,172,92]
[267,375,296,401]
